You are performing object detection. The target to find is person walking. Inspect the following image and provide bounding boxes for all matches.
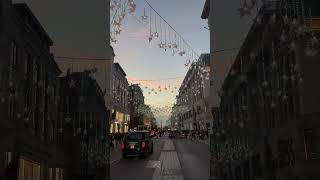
[110,135,115,151]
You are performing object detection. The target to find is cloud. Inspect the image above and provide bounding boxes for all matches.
[127,28,149,41]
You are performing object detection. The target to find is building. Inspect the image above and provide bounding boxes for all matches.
[128,84,145,129]
[0,2,62,179]
[209,1,320,179]
[58,71,109,180]
[174,53,212,132]
[110,63,130,134]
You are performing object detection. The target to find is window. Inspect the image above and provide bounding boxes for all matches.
[252,155,262,177]
[304,129,320,160]
[4,152,12,167]
[49,168,52,180]
[49,121,54,142]
[55,168,63,180]
[8,99,15,120]
[34,62,41,136]
[10,41,17,77]
[24,52,32,75]
[18,158,41,180]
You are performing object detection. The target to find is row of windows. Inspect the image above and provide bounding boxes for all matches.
[9,40,57,142]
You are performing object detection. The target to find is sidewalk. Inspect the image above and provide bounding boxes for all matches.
[152,138,184,180]
[109,143,122,164]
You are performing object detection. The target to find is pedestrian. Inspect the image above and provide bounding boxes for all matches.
[110,135,115,150]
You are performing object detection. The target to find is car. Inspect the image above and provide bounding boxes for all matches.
[179,132,187,139]
[121,131,154,159]
[169,131,177,139]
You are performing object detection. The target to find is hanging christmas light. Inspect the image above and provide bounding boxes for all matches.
[141,7,148,21]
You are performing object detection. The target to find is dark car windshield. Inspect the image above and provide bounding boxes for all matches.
[125,132,144,141]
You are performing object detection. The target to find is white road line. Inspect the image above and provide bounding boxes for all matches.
[152,139,184,180]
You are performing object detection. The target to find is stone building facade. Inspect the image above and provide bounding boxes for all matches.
[175,53,211,131]
[128,84,144,129]
[58,71,109,180]
[209,1,320,180]
[110,63,130,133]
[0,2,62,180]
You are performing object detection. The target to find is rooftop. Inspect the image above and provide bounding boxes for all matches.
[13,3,53,46]
[201,0,210,19]
[114,62,127,77]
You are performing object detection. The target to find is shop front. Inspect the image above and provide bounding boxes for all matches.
[110,110,130,133]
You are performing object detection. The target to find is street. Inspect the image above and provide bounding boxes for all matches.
[110,135,210,180]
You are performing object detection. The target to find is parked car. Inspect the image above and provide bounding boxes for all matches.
[121,131,154,159]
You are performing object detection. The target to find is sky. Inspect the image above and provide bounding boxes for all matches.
[15,0,209,125]
[111,0,209,123]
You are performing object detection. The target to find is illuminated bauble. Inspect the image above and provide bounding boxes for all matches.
[282,95,288,101]
[81,129,87,135]
[58,128,63,133]
[77,127,82,134]
[271,61,277,69]
[270,102,276,108]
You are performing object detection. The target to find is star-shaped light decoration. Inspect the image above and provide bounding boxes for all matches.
[310,35,319,46]
[306,47,318,56]
[83,129,88,135]
[262,81,268,87]
[269,13,276,24]
[17,113,22,118]
[8,81,13,87]
[58,128,63,133]
[79,96,85,103]
[280,31,287,42]
[290,74,296,81]
[254,14,262,25]
[291,18,298,27]
[249,52,256,60]
[239,74,247,83]
[230,69,237,76]
[178,50,186,56]
[115,28,122,35]
[153,32,159,38]
[69,79,76,88]
[282,94,288,101]
[282,75,289,82]
[77,127,82,135]
[289,41,297,51]
[283,14,289,25]
[65,116,72,123]
[158,43,165,48]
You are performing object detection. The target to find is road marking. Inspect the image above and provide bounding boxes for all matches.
[152,139,184,180]
[146,160,161,169]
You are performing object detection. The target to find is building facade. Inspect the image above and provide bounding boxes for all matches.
[58,71,109,180]
[0,2,62,179]
[174,54,212,132]
[110,63,130,134]
[128,84,144,129]
[209,1,320,180]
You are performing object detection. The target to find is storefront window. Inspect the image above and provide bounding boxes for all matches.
[19,158,41,180]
